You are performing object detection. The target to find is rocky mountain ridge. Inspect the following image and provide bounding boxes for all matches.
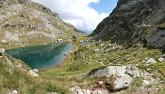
[91,0,165,49]
[0,0,79,49]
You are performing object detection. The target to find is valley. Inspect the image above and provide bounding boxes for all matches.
[0,0,165,94]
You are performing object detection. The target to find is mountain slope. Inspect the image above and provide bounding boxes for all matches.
[91,0,165,49]
[0,0,79,49]
[0,0,79,93]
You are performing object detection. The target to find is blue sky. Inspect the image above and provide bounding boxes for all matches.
[32,0,118,33]
[90,0,117,13]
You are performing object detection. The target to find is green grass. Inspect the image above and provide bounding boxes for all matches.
[158,88,165,94]
[0,36,164,94]
[138,62,165,80]
[1,35,164,93]
[0,55,68,94]
[38,39,164,93]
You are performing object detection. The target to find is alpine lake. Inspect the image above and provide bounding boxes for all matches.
[6,43,73,69]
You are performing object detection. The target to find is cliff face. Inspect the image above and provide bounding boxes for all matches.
[92,0,165,49]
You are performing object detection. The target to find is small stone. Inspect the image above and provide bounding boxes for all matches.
[57,39,63,42]
[142,60,146,63]
[0,48,5,53]
[12,90,18,94]
[0,48,5,57]
[82,89,90,94]
[33,69,39,73]
[98,81,104,85]
[48,92,58,94]
[145,57,149,60]
[64,53,68,56]
[100,44,104,47]
[76,89,83,94]
[1,39,8,43]
[158,57,165,62]
[16,64,22,68]
[160,80,164,84]
[111,47,117,50]
[94,49,99,52]
[28,70,39,77]
[145,58,157,65]
[92,90,103,94]
[108,44,112,46]
[143,80,151,86]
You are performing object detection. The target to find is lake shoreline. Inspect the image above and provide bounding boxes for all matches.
[40,42,77,71]
[6,42,74,70]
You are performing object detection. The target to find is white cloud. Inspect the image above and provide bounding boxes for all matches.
[32,0,109,34]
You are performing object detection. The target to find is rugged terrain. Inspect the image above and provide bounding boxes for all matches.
[91,0,165,49]
[0,0,165,94]
[0,0,79,93]
[0,0,79,49]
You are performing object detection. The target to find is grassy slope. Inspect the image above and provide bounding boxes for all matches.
[0,1,79,94]
[39,36,165,93]
[1,35,165,94]
[0,54,70,94]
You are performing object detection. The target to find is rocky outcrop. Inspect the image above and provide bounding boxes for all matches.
[89,66,134,91]
[91,0,165,49]
[87,65,160,93]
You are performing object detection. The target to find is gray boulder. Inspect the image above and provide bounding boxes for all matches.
[91,66,127,77]
[114,74,133,90]
[89,66,133,90]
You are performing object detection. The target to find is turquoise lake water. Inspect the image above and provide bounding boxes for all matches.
[6,43,73,69]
